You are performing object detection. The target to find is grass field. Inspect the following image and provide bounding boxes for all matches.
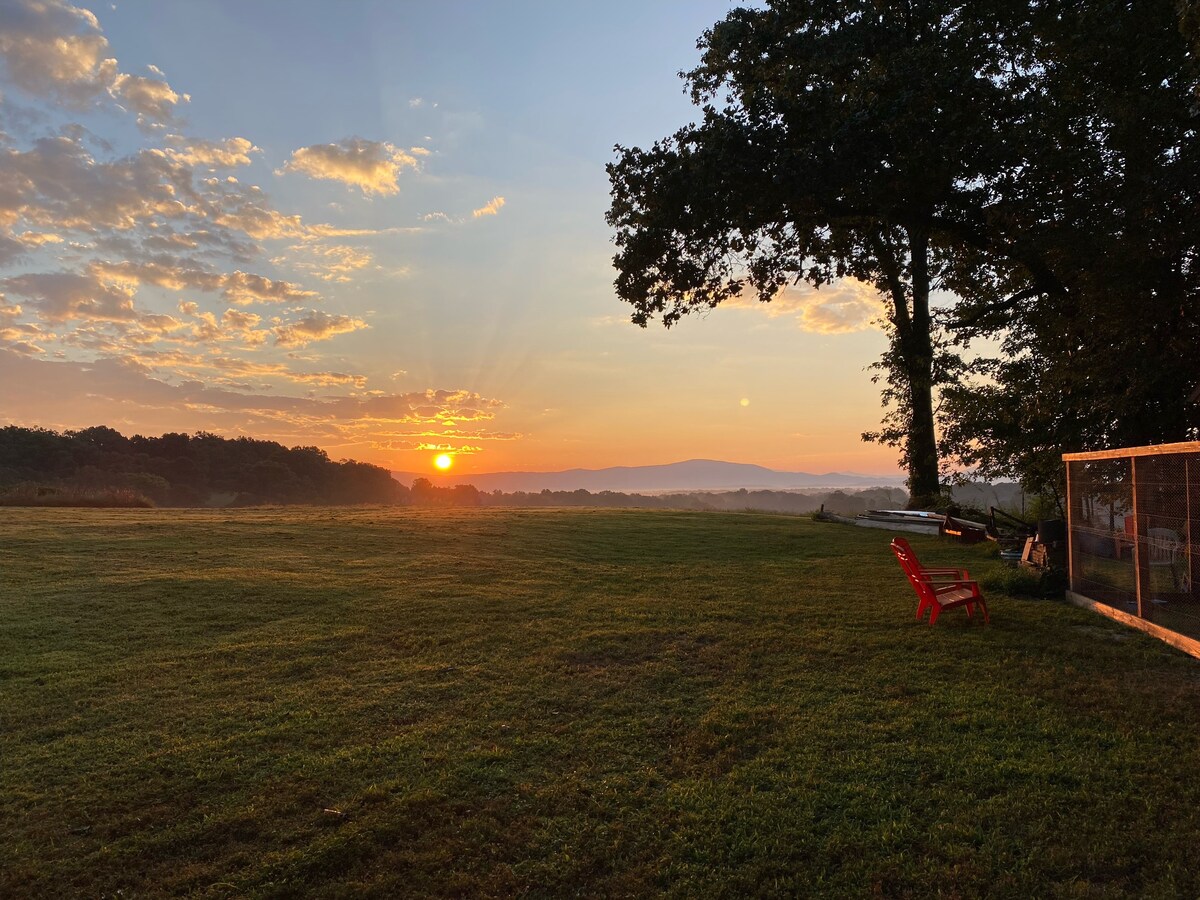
[3,507,1200,898]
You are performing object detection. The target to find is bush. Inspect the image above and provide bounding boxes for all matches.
[0,483,154,508]
[980,563,1065,599]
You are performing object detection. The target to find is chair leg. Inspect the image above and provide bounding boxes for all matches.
[979,599,990,624]
[965,602,974,619]
[928,604,941,626]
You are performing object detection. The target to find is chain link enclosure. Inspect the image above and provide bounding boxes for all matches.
[1065,443,1200,650]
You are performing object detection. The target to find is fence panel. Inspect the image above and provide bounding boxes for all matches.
[1067,447,1200,642]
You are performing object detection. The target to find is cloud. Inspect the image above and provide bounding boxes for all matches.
[0,304,51,354]
[472,196,505,218]
[0,129,420,250]
[272,310,368,347]
[279,138,419,196]
[220,271,317,305]
[0,349,505,435]
[111,71,188,127]
[727,278,886,334]
[88,260,317,305]
[3,270,137,322]
[277,243,373,283]
[0,0,185,125]
[206,355,367,388]
[0,135,198,231]
[163,135,259,168]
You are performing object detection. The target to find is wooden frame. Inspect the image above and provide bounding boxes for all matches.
[1063,441,1200,462]
[1066,590,1200,660]
[1063,443,1200,658]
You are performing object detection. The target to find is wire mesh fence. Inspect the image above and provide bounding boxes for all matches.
[1066,445,1200,642]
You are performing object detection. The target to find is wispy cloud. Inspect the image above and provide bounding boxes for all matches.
[472,196,506,218]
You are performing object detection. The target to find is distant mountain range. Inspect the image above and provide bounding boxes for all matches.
[392,459,907,494]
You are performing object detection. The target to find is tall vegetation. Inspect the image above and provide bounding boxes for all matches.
[0,425,407,506]
[607,1,1199,505]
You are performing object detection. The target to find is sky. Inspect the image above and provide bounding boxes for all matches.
[0,0,900,477]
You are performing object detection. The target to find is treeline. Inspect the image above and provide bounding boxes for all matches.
[409,477,908,515]
[0,425,408,507]
[0,423,918,513]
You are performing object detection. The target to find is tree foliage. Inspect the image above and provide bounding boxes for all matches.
[609,0,1200,504]
[608,1,1048,505]
[938,0,1200,498]
[0,425,408,506]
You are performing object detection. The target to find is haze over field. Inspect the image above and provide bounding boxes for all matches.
[0,0,902,480]
[394,459,908,493]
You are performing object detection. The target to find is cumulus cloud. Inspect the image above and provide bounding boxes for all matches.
[111,70,188,127]
[472,196,505,218]
[221,271,317,305]
[279,138,420,196]
[727,278,886,334]
[163,135,259,168]
[3,270,137,322]
[0,0,185,125]
[0,135,197,231]
[272,310,368,347]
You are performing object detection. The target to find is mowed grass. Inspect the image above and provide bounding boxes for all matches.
[3,508,1200,898]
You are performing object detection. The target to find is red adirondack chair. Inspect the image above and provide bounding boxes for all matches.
[891,538,989,626]
[891,537,970,580]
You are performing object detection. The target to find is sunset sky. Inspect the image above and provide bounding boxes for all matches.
[0,0,900,476]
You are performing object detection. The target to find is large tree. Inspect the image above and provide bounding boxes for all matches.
[938,0,1200,500]
[607,1,1044,506]
[609,0,1199,506]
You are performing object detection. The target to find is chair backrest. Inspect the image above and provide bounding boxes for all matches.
[1147,527,1181,565]
[891,539,921,582]
[891,536,921,566]
[891,540,938,603]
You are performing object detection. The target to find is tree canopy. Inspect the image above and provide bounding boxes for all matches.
[608,0,1199,504]
[939,0,1200,500]
[0,425,408,506]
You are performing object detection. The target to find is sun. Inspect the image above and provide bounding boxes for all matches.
[434,453,453,471]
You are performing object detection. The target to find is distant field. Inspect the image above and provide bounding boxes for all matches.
[3,507,1200,897]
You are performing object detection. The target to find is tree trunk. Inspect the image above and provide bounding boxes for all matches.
[875,227,942,509]
[904,226,941,508]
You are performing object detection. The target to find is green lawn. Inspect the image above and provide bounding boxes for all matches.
[2,507,1199,898]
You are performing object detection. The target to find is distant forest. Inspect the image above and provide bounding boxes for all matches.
[413,479,907,517]
[0,425,922,513]
[0,425,407,507]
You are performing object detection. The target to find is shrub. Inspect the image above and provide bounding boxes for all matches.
[0,483,154,508]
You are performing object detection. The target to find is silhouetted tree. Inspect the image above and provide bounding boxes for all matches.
[610,0,1199,505]
[0,425,407,507]
[608,1,1041,506]
[938,0,1200,496]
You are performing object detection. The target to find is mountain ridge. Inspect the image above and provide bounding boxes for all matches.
[393,458,907,493]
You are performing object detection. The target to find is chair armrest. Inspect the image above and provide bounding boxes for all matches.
[928,580,980,595]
